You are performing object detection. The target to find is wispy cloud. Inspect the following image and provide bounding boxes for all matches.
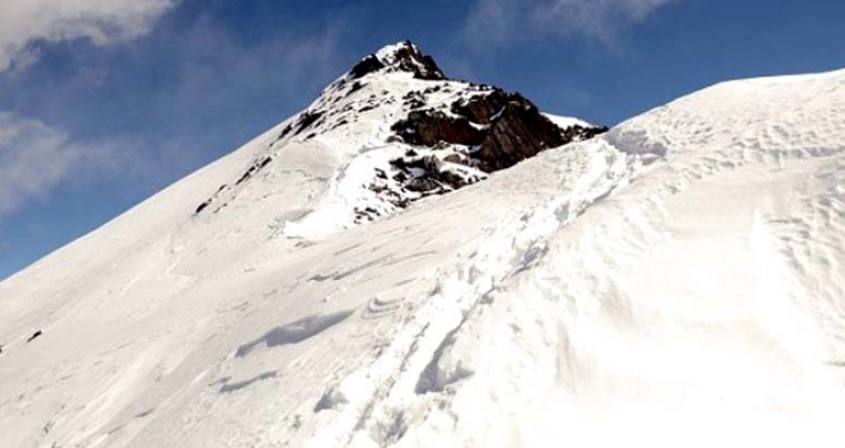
[0,0,177,72]
[465,0,676,45]
[0,112,122,219]
[168,13,345,115]
[0,6,348,224]
[122,14,348,186]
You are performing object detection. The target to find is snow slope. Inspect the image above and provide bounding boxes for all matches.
[1,45,844,447]
[543,112,593,129]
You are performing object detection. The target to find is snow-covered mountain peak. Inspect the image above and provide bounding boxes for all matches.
[195,42,606,238]
[350,40,446,81]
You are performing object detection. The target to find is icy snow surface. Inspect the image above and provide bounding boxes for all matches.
[543,113,593,130]
[2,61,845,447]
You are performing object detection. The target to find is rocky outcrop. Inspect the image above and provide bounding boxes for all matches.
[450,88,511,124]
[392,111,484,147]
[562,124,607,141]
[392,88,606,173]
[361,42,608,177]
[389,43,445,80]
[349,40,445,81]
[389,154,474,192]
[465,92,568,172]
[349,55,386,79]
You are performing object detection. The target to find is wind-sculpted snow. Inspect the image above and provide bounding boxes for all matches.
[235,310,356,357]
[390,69,845,447]
[1,48,845,448]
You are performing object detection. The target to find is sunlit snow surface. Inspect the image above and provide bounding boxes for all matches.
[1,68,845,448]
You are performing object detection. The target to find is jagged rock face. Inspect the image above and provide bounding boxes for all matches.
[450,88,511,124]
[390,44,444,80]
[349,55,385,79]
[393,110,484,147]
[392,88,605,173]
[464,92,567,172]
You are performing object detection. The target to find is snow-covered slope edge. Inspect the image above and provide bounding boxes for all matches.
[1,57,844,448]
[301,69,845,448]
[0,41,604,448]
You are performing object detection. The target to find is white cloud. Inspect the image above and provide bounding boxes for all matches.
[0,112,118,219]
[465,0,676,45]
[0,0,176,72]
[0,11,347,223]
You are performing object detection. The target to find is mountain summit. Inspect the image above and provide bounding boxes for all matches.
[349,41,445,80]
[192,41,604,234]
[1,43,844,448]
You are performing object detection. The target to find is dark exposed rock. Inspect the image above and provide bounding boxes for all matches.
[375,81,607,215]
[472,95,567,172]
[294,111,324,135]
[196,155,273,216]
[403,91,427,109]
[348,81,365,95]
[195,199,211,214]
[450,90,511,124]
[390,155,471,192]
[277,124,293,141]
[406,177,444,193]
[392,88,606,173]
[348,41,445,81]
[26,331,42,343]
[564,124,609,141]
[330,119,349,131]
[236,156,273,185]
[194,185,228,216]
[235,168,252,185]
[442,153,468,165]
[349,55,385,79]
[390,42,445,80]
[392,171,408,183]
[393,110,484,147]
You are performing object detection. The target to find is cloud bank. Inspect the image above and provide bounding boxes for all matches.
[465,0,676,44]
[0,0,176,72]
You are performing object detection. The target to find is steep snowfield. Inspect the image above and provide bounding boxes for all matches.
[1,51,844,447]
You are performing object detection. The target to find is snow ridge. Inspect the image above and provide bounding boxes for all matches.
[1,44,845,448]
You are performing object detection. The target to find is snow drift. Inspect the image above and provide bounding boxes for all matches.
[1,43,844,448]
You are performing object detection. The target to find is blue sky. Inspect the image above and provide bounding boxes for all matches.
[1,0,844,278]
